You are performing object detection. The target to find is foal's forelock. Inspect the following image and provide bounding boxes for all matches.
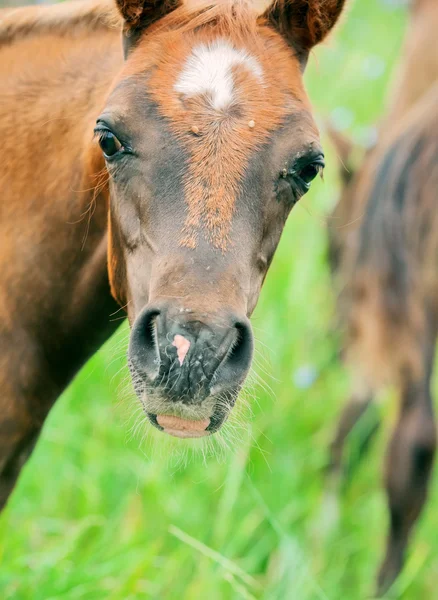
[123,14,308,250]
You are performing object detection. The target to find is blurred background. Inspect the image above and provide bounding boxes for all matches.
[2,0,436,598]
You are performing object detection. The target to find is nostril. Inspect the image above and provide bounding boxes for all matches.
[210,319,253,395]
[129,307,161,382]
[227,322,253,369]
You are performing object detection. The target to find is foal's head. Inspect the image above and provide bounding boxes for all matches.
[96,0,345,438]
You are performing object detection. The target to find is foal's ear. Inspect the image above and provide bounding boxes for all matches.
[265,0,347,68]
[325,125,355,184]
[115,0,180,55]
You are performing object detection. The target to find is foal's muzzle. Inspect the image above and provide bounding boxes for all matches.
[128,304,253,436]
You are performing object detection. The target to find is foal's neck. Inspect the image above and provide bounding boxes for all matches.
[384,0,438,127]
[0,23,123,391]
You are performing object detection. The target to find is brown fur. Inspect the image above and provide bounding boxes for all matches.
[343,90,438,389]
[0,0,120,43]
[266,0,346,64]
[0,4,123,507]
[328,0,438,265]
[123,5,314,249]
[327,0,438,592]
[382,0,438,133]
[0,0,345,507]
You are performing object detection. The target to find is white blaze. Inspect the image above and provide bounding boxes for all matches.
[174,39,264,110]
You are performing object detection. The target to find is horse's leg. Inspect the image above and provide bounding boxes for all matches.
[0,361,57,510]
[327,377,379,486]
[377,340,436,595]
[0,233,119,511]
[317,381,378,534]
[0,415,39,509]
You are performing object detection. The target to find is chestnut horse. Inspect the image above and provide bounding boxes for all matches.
[327,0,438,593]
[0,0,346,508]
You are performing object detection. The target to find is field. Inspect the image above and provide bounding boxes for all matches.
[2,1,437,598]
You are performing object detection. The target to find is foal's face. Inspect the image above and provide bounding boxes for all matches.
[97,0,345,438]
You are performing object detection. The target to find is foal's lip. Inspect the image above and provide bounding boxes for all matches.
[155,414,211,438]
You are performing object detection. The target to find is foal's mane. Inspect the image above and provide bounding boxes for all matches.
[0,0,121,45]
[148,0,268,36]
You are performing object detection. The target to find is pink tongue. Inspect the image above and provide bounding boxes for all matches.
[156,414,210,433]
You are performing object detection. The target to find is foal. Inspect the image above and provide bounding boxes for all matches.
[0,0,346,507]
[327,0,438,593]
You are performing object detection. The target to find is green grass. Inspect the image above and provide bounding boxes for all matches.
[3,1,437,598]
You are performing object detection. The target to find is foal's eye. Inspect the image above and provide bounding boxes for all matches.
[295,156,325,190]
[298,162,322,185]
[279,153,325,198]
[97,130,123,158]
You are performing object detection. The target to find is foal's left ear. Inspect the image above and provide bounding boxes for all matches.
[115,0,180,55]
[265,0,347,68]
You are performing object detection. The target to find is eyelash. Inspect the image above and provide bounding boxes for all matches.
[94,126,133,161]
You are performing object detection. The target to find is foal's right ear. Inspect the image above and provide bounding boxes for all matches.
[115,0,180,55]
[264,0,347,68]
